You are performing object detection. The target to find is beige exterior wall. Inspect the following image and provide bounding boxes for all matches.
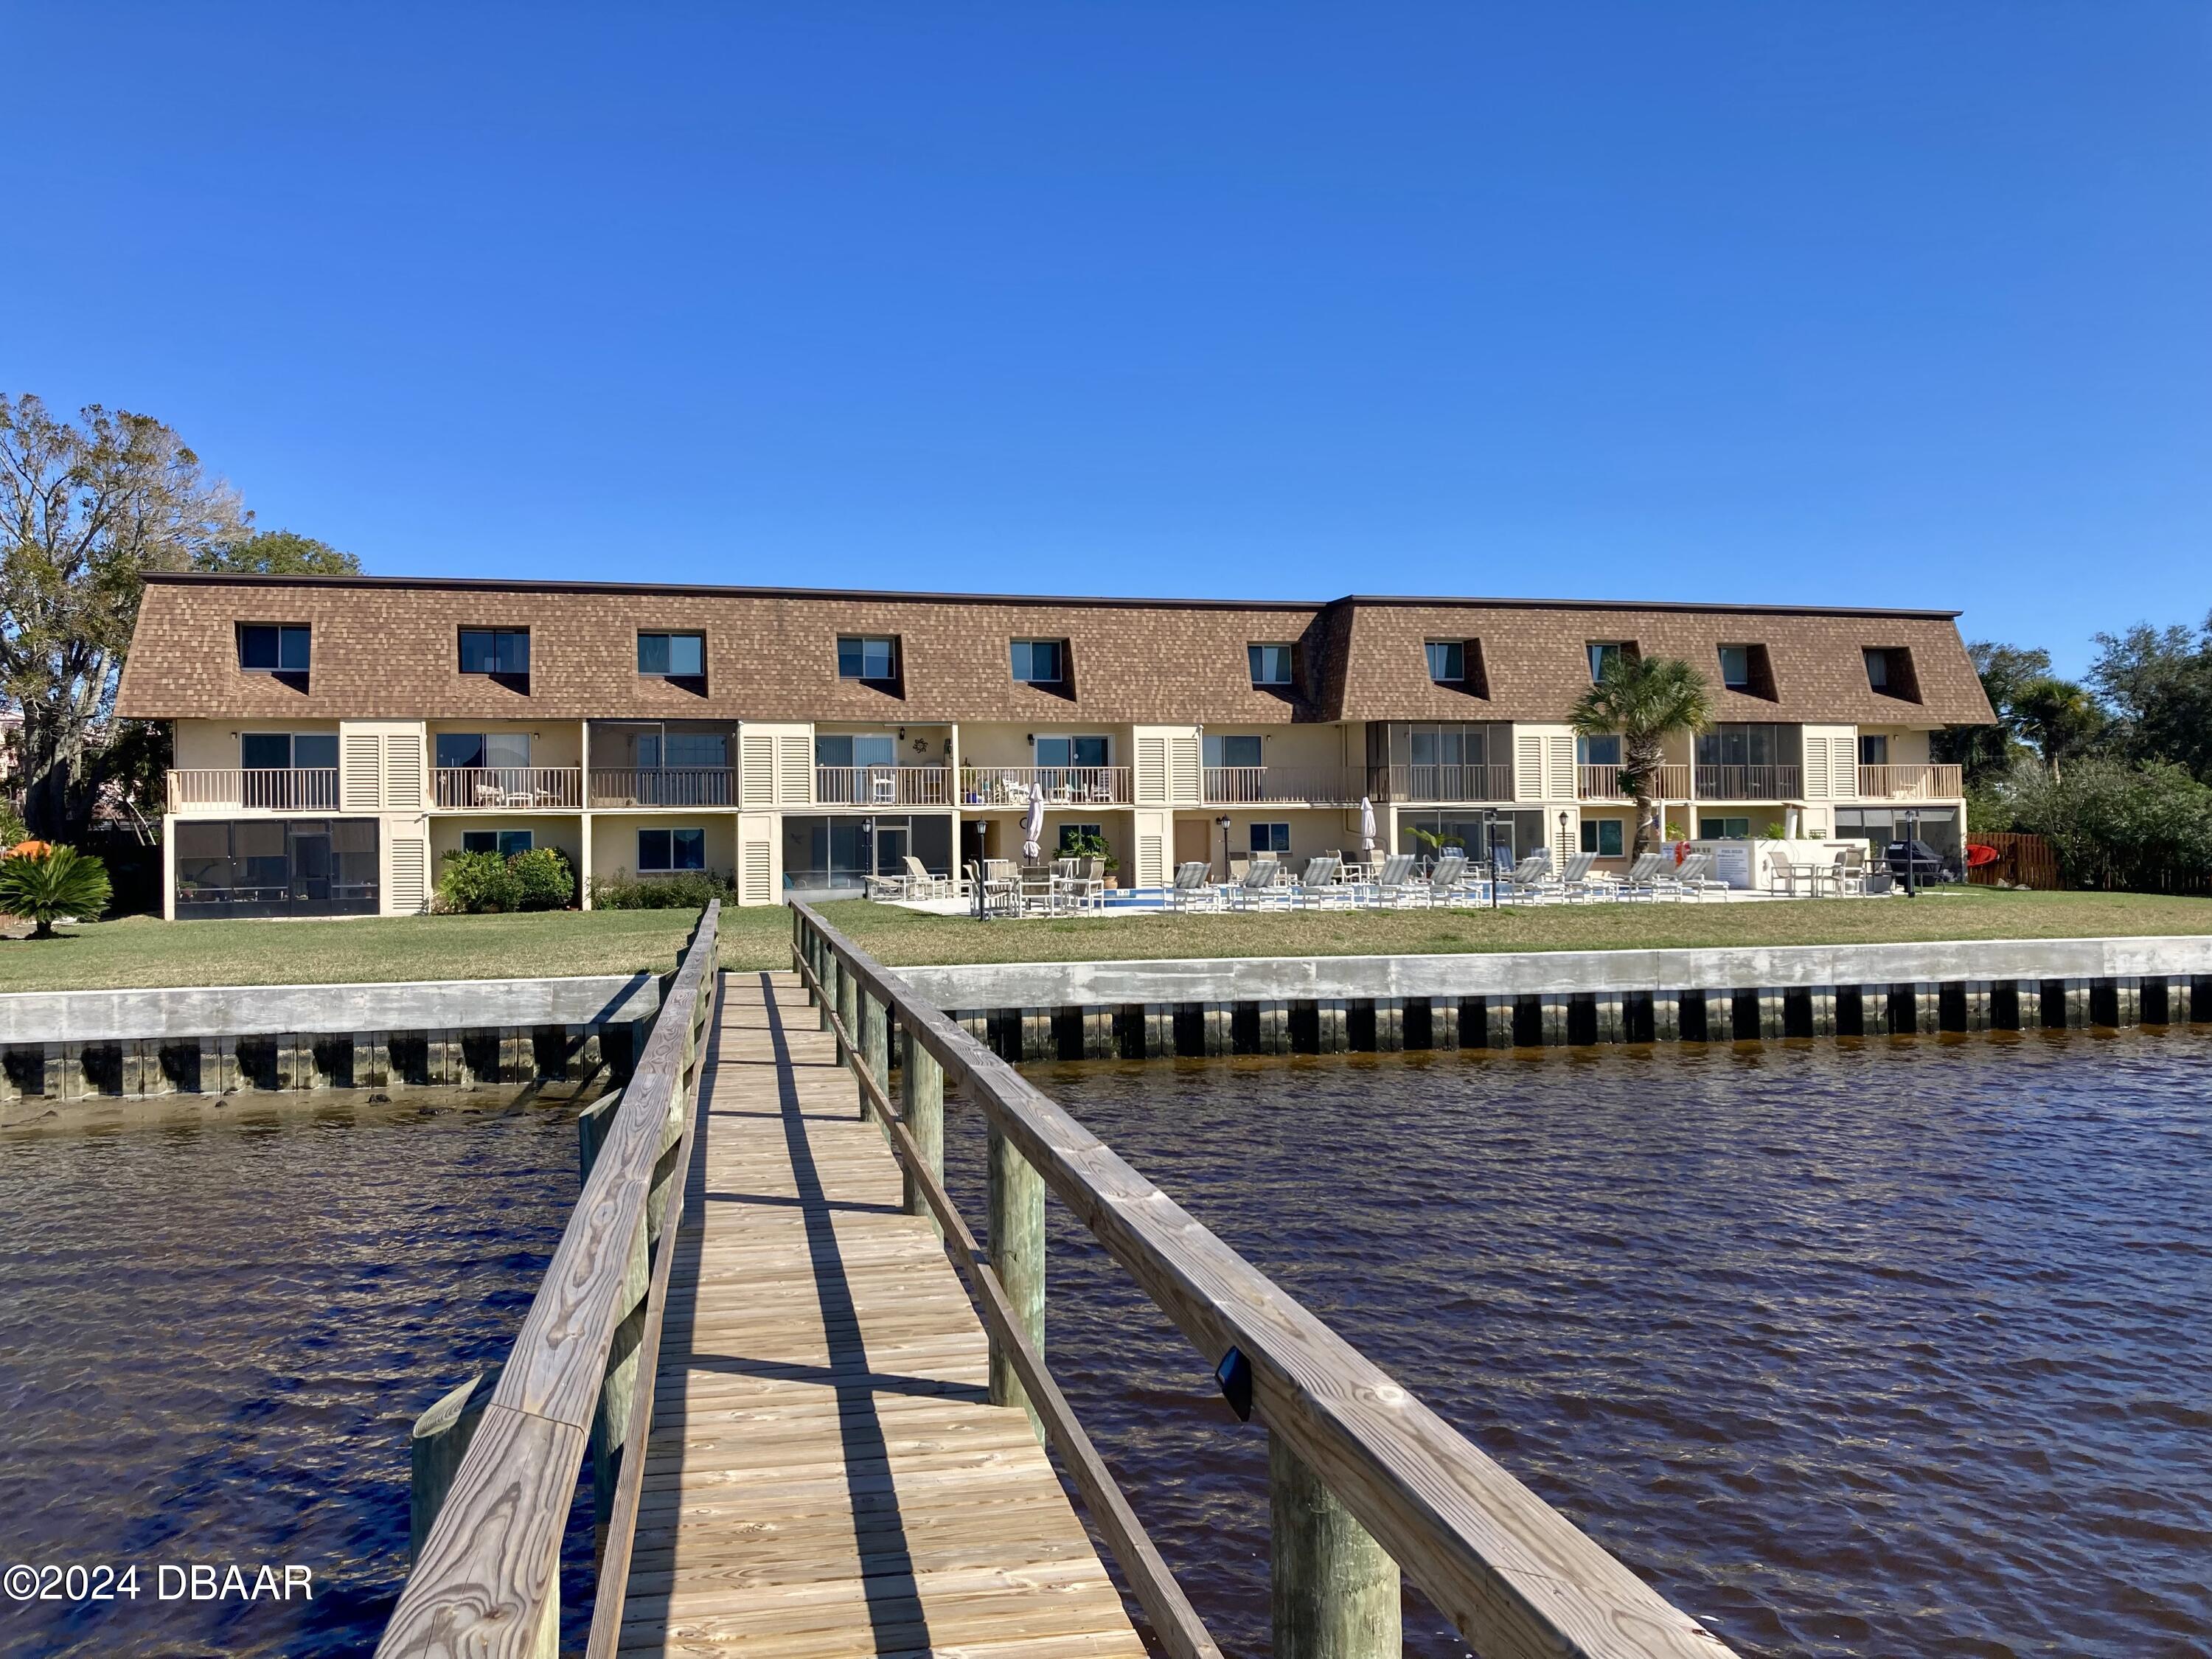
[425,717,582,768]
[429,814,584,871]
[591,813,740,883]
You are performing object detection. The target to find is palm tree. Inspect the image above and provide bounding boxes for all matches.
[0,843,113,939]
[1569,655,1716,858]
[2011,677,2102,782]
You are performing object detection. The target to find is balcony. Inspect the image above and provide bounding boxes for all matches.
[589,768,735,808]
[433,767,582,810]
[1202,766,1366,806]
[167,768,340,813]
[960,766,1131,808]
[817,766,953,807]
[1858,763,1962,801]
[1371,763,1515,804]
[1578,764,1692,801]
[1693,765,1802,801]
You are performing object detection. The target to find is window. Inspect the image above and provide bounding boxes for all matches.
[1057,824,1103,855]
[1695,723,1793,768]
[1717,646,1751,689]
[638,827,706,872]
[1248,822,1292,855]
[1580,818,1624,857]
[1587,641,1630,682]
[238,624,310,672]
[1036,735,1109,768]
[459,629,529,675]
[1859,734,1889,765]
[1203,734,1264,768]
[1698,816,1752,841]
[240,732,338,770]
[641,731,727,769]
[639,632,706,677]
[815,733,897,768]
[1425,641,1464,684]
[1248,643,1294,686]
[462,830,534,858]
[1863,647,1888,689]
[1576,734,1621,766]
[435,732,531,770]
[1010,639,1065,684]
[837,636,897,680]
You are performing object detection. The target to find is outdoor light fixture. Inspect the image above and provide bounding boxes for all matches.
[1217,813,1232,877]
[1558,809,1569,863]
[1904,807,1921,899]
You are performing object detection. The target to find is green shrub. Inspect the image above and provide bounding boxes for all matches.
[589,872,736,910]
[0,844,113,939]
[436,849,523,914]
[0,800,26,849]
[509,846,575,911]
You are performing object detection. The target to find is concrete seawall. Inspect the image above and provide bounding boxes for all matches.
[0,973,664,1112]
[892,935,2212,1060]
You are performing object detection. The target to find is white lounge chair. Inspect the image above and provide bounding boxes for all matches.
[1370,852,1420,906]
[1415,851,1471,906]
[1293,855,1346,907]
[1168,860,1220,911]
[1493,852,1552,902]
[1228,856,1287,909]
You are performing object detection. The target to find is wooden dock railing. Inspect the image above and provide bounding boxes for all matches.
[789,898,1739,1659]
[376,901,720,1659]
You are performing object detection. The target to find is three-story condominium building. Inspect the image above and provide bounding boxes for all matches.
[116,574,1994,919]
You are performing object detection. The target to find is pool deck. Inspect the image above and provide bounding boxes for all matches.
[619,970,1144,1658]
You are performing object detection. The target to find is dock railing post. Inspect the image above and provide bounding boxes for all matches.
[836,958,859,1074]
[1269,1432,1402,1659]
[900,1025,945,1235]
[859,991,888,1124]
[409,1366,502,1563]
[987,1122,1046,1442]
[816,931,832,1032]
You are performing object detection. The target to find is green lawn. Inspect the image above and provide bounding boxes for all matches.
[5,887,2207,993]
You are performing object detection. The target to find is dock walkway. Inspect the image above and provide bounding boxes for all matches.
[620,970,1144,1659]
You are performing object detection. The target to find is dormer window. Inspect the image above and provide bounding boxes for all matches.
[1425,641,1464,683]
[837,636,898,681]
[1248,643,1295,686]
[459,629,529,676]
[238,624,310,673]
[1864,647,1921,702]
[1010,639,1065,684]
[1587,641,1635,682]
[1718,646,1751,689]
[639,631,706,678]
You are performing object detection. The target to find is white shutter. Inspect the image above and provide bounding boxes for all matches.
[1804,734,1831,800]
[383,734,423,810]
[341,734,383,810]
[776,734,812,804]
[1169,736,1200,803]
[742,839,771,905]
[1514,732,1543,801]
[389,838,427,914]
[1136,737,1166,804]
[740,734,774,805]
[1545,735,1574,800]
[1835,738,1857,799]
[1138,833,1164,887]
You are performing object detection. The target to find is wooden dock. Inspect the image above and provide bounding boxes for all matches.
[619,970,1146,1659]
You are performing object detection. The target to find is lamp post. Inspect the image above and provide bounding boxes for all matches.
[1216,814,1233,880]
[1903,807,1920,899]
[1557,809,1570,869]
[1484,806,1499,908]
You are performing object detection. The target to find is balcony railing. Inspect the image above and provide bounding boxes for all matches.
[1201,766,1367,806]
[1858,763,1962,801]
[167,768,340,813]
[817,765,953,807]
[1577,763,1693,801]
[1372,763,1516,803]
[432,767,582,810]
[959,766,1132,807]
[588,768,735,808]
[1694,765,1802,801]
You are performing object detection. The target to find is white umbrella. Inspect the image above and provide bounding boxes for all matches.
[1021,793,1045,863]
[1358,796,1377,858]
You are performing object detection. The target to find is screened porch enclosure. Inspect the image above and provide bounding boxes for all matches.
[173,818,380,919]
[781,814,952,896]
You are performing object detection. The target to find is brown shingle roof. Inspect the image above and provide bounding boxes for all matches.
[115,574,1994,726]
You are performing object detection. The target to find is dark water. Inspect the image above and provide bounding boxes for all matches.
[0,1100,580,1658]
[945,1032,2212,1659]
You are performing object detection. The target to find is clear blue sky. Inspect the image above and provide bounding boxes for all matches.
[7,4,2208,676]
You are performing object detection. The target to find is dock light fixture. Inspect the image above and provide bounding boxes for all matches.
[1214,1345,1253,1422]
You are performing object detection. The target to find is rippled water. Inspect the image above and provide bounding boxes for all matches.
[945,1032,2212,1659]
[0,1099,580,1658]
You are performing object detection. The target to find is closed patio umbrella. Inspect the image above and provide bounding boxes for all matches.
[1021,793,1045,863]
[1358,796,1377,859]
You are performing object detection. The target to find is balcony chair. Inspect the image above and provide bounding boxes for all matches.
[869,768,900,804]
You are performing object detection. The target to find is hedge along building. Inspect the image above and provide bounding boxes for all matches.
[116,573,1994,918]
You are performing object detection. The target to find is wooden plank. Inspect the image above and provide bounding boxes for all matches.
[617,970,1146,1659]
[797,903,1740,1659]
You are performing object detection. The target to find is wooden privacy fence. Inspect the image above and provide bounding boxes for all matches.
[788,899,1738,1659]
[376,901,720,1659]
[1968,831,2061,890]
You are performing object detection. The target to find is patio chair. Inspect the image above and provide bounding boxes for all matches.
[1293,855,1346,907]
[1610,850,1672,901]
[1551,850,1600,901]
[1370,852,1420,906]
[1056,857,1106,914]
[1168,860,1221,911]
[901,855,952,900]
[1655,852,1729,900]
[967,860,1020,917]
[1228,856,1287,908]
[1415,851,1470,906]
[1494,852,1553,902]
